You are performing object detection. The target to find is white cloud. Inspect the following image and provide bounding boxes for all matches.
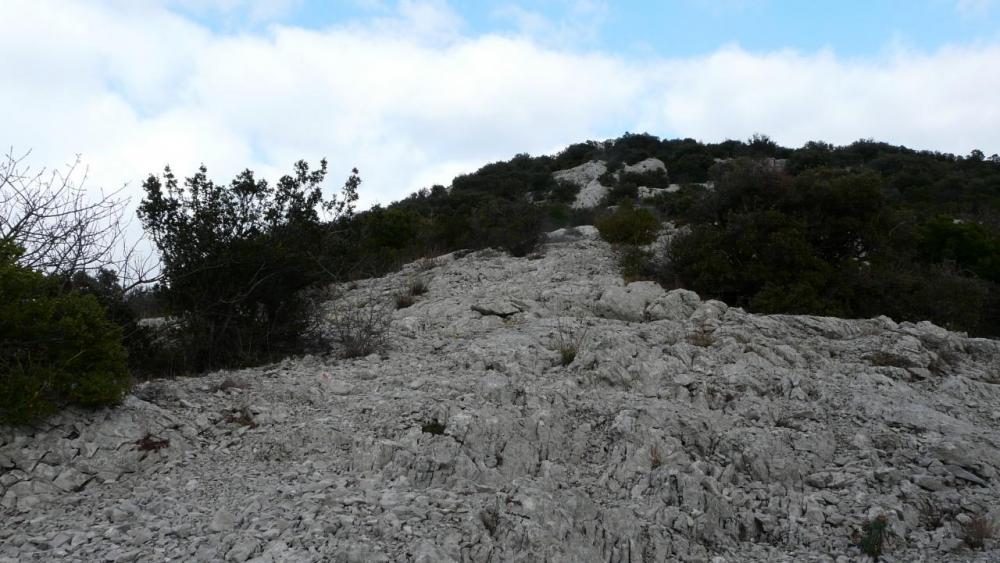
[955,0,996,16]
[493,0,608,47]
[161,0,306,23]
[3,0,1000,226]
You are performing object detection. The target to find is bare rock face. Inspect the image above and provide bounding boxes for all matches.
[2,228,1000,562]
[622,157,667,175]
[553,160,609,209]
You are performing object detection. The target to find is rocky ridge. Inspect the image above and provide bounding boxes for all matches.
[2,227,1000,562]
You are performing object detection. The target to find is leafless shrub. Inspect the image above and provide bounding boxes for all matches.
[407,277,429,296]
[686,326,715,347]
[135,433,169,452]
[395,293,416,309]
[223,406,257,428]
[415,257,438,272]
[917,499,950,531]
[650,445,662,469]
[394,277,429,309]
[962,514,996,549]
[327,292,391,358]
[0,149,157,288]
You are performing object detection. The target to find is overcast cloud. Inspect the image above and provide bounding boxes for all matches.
[3,0,1000,209]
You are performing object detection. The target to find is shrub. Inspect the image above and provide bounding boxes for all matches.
[421,419,446,435]
[327,293,391,358]
[650,445,663,469]
[685,326,716,348]
[596,202,661,246]
[135,433,170,452]
[550,180,580,204]
[138,161,359,370]
[223,405,258,428]
[618,245,656,284]
[0,242,129,424]
[407,278,429,296]
[394,277,429,309]
[553,316,589,367]
[63,268,164,377]
[395,293,416,309]
[962,513,996,549]
[855,514,889,560]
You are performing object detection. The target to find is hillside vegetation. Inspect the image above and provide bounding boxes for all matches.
[2,133,999,422]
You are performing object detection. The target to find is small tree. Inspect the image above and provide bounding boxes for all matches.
[138,160,358,369]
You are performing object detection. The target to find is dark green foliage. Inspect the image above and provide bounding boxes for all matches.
[918,217,1000,282]
[618,245,657,283]
[559,346,577,366]
[451,153,557,200]
[0,242,129,424]
[596,202,660,246]
[552,141,602,170]
[550,180,581,204]
[856,514,889,560]
[655,153,1000,336]
[421,419,446,435]
[649,184,708,223]
[138,161,355,370]
[62,269,162,377]
[604,133,664,170]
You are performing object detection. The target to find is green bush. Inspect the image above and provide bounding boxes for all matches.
[0,242,129,424]
[63,269,164,377]
[138,161,357,370]
[596,203,661,246]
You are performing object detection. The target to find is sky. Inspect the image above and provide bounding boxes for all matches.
[4,0,1000,210]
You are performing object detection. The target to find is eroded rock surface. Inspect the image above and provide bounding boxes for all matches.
[3,228,1000,562]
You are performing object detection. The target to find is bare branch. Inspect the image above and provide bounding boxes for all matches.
[0,148,160,287]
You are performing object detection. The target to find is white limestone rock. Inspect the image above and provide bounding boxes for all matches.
[622,157,667,175]
[594,281,666,321]
[552,160,610,209]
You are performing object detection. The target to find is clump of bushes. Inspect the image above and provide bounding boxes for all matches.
[653,157,1000,337]
[595,202,661,246]
[0,242,129,424]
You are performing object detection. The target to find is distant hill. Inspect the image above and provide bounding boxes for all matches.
[357,133,999,337]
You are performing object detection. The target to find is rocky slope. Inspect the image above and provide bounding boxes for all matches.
[2,227,1000,562]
